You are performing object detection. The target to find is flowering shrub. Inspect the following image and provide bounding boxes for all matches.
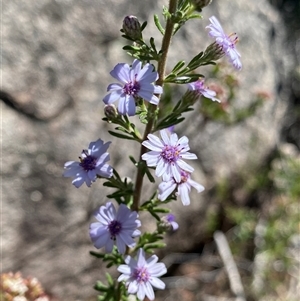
[63,1,241,300]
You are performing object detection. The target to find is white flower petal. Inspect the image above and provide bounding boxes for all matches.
[148,262,167,277]
[149,277,166,290]
[128,281,139,295]
[142,140,162,152]
[146,134,165,148]
[144,282,155,301]
[188,178,205,193]
[160,129,171,144]
[178,183,191,206]
[181,152,197,160]
[137,283,147,301]
[117,264,131,274]
[158,180,176,201]
[171,164,181,183]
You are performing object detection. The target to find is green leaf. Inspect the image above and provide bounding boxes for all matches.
[171,76,200,84]
[171,60,185,73]
[113,169,122,181]
[140,21,147,31]
[122,45,141,51]
[144,242,166,251]
[149,37,157,53]
[105,273,113,286]
[129,156,138,166]
[90,251,105,258]
[187,51,204,67]
[108,130,136,140]
[154,14,165,35]
[148,210,161,220]
[152,207,170,213]
[155,117,185,131]
[188,13,203,20]
[145,168,155,183]
[95,281,108,291]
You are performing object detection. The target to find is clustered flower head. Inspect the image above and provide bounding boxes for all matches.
[142,129,205,205]
[117,248,167,301]
[158,170,205,206]
[103,59,163,116]
[206,16,242,70]
[63,139,113,188]
[142,129,197,183]
[89,202,141,254]
[187,79,220,103]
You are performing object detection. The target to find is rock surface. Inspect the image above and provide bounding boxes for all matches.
[2,0,295,300]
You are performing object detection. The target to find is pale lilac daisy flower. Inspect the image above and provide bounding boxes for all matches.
[187,79,220,102]
[158,170,205,206]
[89,202,141,254]
[118,248,167,301]
[103,59,163,116]
[161,214,179,231]
[63,139,113,188]
[142,129,197,183]
[206,16,242,70]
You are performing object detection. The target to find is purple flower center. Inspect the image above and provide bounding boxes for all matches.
[161,145,180,163]
[79,150,97,171]
[229,33,238,45]
[223,33,238,50]
[108,220,122,239]
[123,78,141,96]
[194,80,205,91]
[166,214,175,223]
[133,267,150,283]
[180,170,189,183]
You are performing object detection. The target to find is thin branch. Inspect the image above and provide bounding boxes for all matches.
[213,231,246,301]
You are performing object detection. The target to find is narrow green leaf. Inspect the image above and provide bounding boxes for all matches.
[129,156,138,165]
[106,262,114,268]
[145,168,155,183]
[113,169,122,181]
[90,251,105,258]
[94,281,108,291]
[140,21,147,31]
[153,207,170,213]
[102,182,116,188]
[144,242,166,251]
[148,210,161,221]
[108,131,135,140]
[155,118,185,131]
[187,51,204,67]
[188,13,203,20]
[122,45,141,51]
[149,37,157,53]
[171,60,185,73]
[154,14,165,35]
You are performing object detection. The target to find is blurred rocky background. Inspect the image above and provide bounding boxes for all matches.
[2,0,300,300]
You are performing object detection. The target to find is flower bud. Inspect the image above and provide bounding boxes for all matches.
[122,15,142,40]
[204,42,225,61]
[192,0,212,11]
[182,89,200,106]
[104,104,118,120]
[158,214,179,232]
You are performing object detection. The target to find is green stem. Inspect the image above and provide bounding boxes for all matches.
[131,0,177,212]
